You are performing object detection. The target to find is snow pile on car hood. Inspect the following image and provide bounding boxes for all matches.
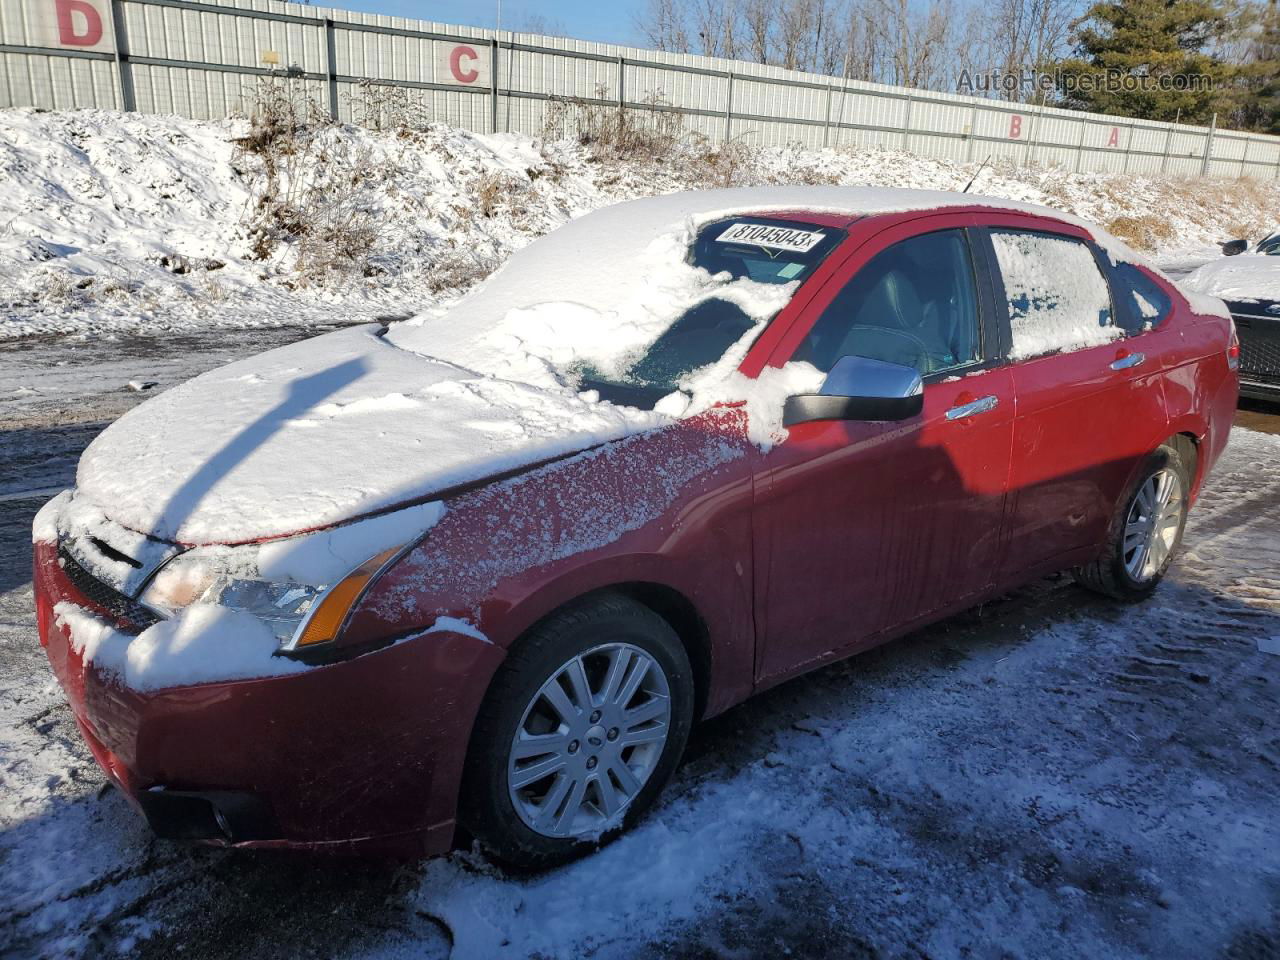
[1181,254,1280,302]
[73,324,666,544]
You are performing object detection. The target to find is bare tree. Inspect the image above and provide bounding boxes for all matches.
[635,0,689,52]
[976,0,1081,101]
[633,0,973,91]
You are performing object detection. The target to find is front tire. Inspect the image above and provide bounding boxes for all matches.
[1073,442,1191,601]
[460,593,694,870]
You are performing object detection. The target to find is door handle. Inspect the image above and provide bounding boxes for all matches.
[1110,352,1145,370]
[945,395,999,420]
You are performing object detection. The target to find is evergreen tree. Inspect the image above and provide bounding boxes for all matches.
[1056,0,1234,121]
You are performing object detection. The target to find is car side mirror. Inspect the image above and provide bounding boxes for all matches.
[1221,238,1248,256]
[783,355,924,427]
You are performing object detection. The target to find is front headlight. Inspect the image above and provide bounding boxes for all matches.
[138,544,402,654]
[139,551,325,646]
[136,501,443,657]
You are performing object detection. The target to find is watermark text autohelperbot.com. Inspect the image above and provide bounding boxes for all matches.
[956,68,1215,97]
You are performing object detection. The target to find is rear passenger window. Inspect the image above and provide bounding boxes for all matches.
[1109,263,1172,334]
[990,231,1119,360]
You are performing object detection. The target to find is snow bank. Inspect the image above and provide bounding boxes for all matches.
[5,108,1280,341]
[1181,254,1280,302]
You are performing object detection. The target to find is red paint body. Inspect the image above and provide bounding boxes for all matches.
[34,206,1238,855]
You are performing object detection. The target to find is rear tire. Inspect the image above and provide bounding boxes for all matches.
[460,593,694,870]
[1073,442,1191,601]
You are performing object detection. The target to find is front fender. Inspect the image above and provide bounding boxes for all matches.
[345,408,760,715]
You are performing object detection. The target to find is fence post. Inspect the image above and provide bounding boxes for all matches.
[1160,121,1174,174]
[1122,122,1134,173]
[1200,112,1216,177]
[1073,118,1087,172]
[489,36,499,134]
[324,19,338,121]
[1239,136,1250,179]
[901,91,914,152]
[110,0,136,112]
[1023,104,1038,167]
[822,81,833,148]
[617,55,624,109]
[724,72,734,142]
[964,103,979,162]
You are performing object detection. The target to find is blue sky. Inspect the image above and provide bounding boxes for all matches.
[320,0,645,46]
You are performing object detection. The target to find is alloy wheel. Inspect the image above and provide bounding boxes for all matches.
[1122,467,1184,583]
[507,642,672,839]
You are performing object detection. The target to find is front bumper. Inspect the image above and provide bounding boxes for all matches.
[33,538,503,856]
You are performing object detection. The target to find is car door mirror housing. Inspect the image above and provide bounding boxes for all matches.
[1221,238,1248,256]
[783,355,924,427]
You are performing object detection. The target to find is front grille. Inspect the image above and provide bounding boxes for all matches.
[57,545,161,629]
[1228,306,1280,387]
[1237,329,1280,385]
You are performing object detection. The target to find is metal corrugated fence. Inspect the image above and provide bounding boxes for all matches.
[3,0,1278,179]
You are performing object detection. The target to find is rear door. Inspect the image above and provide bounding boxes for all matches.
[982,220,1175,579]
[750,214,1014,682]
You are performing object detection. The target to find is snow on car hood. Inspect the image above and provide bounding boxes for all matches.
[75,324,665,545]
[1181,254,1280,303]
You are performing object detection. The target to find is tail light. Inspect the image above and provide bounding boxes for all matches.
[1227,323,1240,371]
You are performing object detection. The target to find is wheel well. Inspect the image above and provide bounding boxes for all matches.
[1168,432,1200,489]
[608,583,713,722]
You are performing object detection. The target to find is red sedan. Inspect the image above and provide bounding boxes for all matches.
[33,188,1239,867]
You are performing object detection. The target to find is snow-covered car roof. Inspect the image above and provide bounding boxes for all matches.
[386,185,1154,380]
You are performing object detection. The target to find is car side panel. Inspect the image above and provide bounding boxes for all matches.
[1162,302,1239,498]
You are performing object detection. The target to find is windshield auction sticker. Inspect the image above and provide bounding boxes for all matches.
[715,223,826,252]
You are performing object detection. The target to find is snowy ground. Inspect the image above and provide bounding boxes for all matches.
[2,325,1279,959]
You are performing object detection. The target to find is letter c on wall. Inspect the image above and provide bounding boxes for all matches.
[450,45,480,84]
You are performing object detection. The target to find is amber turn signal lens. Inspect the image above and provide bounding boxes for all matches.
[293,547,400,648]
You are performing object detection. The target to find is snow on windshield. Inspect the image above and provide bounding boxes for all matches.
[387,215,804,403]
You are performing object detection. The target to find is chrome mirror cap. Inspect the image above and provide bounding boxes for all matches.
[818,354,923,400]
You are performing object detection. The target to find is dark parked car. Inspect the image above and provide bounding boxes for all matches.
[1186,239,1280,401]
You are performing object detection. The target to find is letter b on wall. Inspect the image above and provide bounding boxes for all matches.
[30,0,115,53]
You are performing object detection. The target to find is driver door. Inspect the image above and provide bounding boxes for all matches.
[751,217,1015,682]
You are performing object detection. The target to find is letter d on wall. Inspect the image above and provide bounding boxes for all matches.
[30,0,115,53]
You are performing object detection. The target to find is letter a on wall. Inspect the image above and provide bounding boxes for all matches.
[29,0,115,53]
[1107,127,1120,147]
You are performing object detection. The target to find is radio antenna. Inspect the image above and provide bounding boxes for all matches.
[962,154,992,194]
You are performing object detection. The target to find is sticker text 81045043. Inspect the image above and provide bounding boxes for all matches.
[715,223,827,252]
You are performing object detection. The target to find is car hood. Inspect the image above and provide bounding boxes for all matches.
[1182,254,1280,304]
[75,324,664,545]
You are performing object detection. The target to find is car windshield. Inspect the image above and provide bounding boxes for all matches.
[580,217,844,409]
